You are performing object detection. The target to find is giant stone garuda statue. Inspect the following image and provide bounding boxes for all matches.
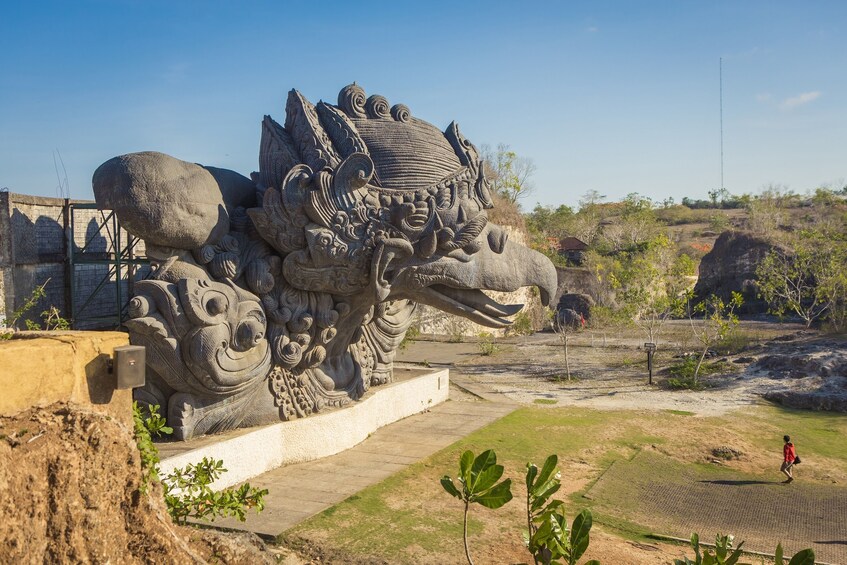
[93,84,557,439]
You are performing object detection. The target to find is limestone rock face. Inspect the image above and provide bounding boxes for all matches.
[693,231,782,313]
[756,346,847,412]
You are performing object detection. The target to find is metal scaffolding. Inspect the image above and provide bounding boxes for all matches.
[67,203,148,329]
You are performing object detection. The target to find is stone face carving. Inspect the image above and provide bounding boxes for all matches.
[93,85,558,439]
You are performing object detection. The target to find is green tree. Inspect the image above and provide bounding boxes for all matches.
[598,193,659,253]
[685,292,743,384]
[745,184,796,236]
[620,235,691,345]
[756,231,847,329]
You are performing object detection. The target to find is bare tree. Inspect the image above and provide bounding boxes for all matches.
[552,308,583,381]
[481,143,536,204]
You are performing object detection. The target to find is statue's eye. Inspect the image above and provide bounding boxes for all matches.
[206,295,227,315]
[236,319,264,348]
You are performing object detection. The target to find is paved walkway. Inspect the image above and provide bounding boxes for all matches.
[208,382,515,537]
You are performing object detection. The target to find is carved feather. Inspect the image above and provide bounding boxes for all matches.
[259,115,300,190]
[285,89,340,173]
[305,153,373,229]
[444,121,479,168]
[315,102,369,159]
[248,164,312,254]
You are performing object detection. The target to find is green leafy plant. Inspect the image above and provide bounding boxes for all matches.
[399,325,421,351]
[510,311,535,336]
[163,457,268,525]
[685,292,742,385]
[674,533,744,565]
[674,533,814,565]
[132,402,268,525]
[525,455,599,565]
[1,280,49,338]
[133,401,172,494]
[39,306,70,330]
[774,543,815,565]
[477,332,499,356]
[440,449,513,565]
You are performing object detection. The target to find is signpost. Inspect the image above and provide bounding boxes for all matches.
[644,342,656,385]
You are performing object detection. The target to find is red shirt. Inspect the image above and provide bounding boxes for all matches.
[784,443,796,463]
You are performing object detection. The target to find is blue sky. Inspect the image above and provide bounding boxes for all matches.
[1,1,845,208]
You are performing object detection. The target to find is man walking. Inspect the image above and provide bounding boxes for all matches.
[781,435,796,483]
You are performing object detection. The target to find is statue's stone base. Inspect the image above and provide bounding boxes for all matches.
[157,367,449,489]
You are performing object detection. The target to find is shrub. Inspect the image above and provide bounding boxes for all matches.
[675,533,814,565]
[587,305,631,329]
[477,332,499,356]
[0,280,66,337]
[399,325,420,351]
[132,402,268,524]
[666,357,734,390]
[713,331,754,355]
[163,458,268,526]
[509,311,534,336]
[709,213,730,232]
[133,402,172,494]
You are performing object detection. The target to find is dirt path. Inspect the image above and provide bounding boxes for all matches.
[401,321,847,417]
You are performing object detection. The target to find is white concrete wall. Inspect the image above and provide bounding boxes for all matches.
[159,369,450,489]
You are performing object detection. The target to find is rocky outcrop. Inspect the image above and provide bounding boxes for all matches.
[693,231,783,313]
[555,267,604,306]
[753,344,847,412]
[557,293,593,322]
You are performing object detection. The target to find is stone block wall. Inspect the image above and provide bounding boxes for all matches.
[0,192,148,329]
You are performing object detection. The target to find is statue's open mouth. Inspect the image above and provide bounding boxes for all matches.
[417,284,524,328]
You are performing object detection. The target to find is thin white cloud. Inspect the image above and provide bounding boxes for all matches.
[756,93,771,103]
[780,91,821,110]
[587,26,598,33]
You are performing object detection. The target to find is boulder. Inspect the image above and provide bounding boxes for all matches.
[693,230,783,314]
[555,267,604,305]
[92,152,256,249]
[557,292,594,321]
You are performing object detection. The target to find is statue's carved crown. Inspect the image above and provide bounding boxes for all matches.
[258,83,494,208]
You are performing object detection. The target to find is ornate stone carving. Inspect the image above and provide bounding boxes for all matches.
[93,84,558,439]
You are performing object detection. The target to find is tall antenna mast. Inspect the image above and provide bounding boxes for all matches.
[719,57,724,191]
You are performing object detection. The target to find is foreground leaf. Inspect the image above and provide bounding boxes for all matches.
[472,478,513,509]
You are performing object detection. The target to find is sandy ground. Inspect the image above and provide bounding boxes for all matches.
[446,321,847,417]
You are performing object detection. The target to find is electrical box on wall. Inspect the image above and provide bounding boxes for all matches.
[113,345,145,389]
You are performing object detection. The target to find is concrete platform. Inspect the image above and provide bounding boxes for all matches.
[158,367,449,489]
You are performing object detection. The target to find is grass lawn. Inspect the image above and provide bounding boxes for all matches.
[282,404,847,564]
